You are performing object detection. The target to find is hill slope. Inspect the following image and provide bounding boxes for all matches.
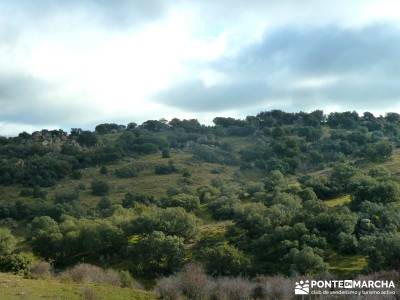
[0,273,155,300]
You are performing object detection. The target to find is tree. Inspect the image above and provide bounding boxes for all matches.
[127,122,137,130]
[123,192,154,207]
[91,180,110,196]
[289,247,328,275]
[162,149,170,158]
[129,231,185,276]
[95,123,124,134]
[161,194,200,212]
[264,170,286,192]
[75,130,98,147]
[141,120,169,132]
[365,141,393,161]
[130,207,199,240]
[198,242,250,276]
[0,228,16,256]
[100,166,108,175]
[29,216,62,260]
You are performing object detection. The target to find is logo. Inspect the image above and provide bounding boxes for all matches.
[295,280,310,295]
[294,279,396,296]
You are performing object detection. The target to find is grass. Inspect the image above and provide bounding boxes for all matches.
[328,253,368,276]
[0,273,155,300]
[0,150,238,212]
[324,195,351,207]
[379,148,400,177]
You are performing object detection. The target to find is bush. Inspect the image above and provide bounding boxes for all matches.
[100,166,108,175]
[123,192,154,207]
[30,261,53,279]
[114,166,138,178]
[162,149,171,158]
[128,231,185,276]
[177,264,211,300]
[55,190,80,203]
[71,170,82,179]
[198,242,250,276]
[155,276,182,300]
[32,187,47,199]
[19,189,33,197]
[119,270,142,289]
[91,180,110,196]
[155,264,211,300]
[155,161,178,175]
[252,275,293,300]
[63,263,121,286]
[82,287,100,300]
[0,253,33,276]
[161,194,200,212]
[130,207,199,240]
[0,227,17,256]
[210,277,254,300]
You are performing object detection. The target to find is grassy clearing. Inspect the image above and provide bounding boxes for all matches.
[328,254,368,276]
[379,148,400,177]
[0,273,155,300]
[324,195,351,207]
[0,150,237,209]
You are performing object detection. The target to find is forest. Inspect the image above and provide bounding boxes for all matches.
[1,109,400,299]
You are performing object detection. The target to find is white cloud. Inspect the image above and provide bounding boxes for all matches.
[2,0,400,135]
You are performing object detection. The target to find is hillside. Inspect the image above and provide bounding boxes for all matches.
[1,110,400,297]
[0,273,155,300]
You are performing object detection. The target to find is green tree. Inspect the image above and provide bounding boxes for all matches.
[289,247,328,275]
[91,179,110,196]
[0,228,17,256]
[130,207,198,240]
[129,231,185,276]
[199,242,250,276]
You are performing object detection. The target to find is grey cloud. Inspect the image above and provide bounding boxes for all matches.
[0,0,166,30]
[158,24,400,113]
[156,80,270,111]
[0,73,94,126]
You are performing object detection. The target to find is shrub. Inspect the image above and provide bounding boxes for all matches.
[100,166,108,175]
[82,287,100,300]
[130,207,199,240]
[198,242,250,276]
[210,277,253,300]
[20,189,33,197]
[155,161,178,175]
[55,190,80,203]
[252,275,293,300]
[119,270,142,289]
[91,180,110,196]
[32,187,47,199]
[97,197,112,210]
[162,149,171,158]
[128,231,185,276]
[177,264,211,300]
[123,192,154,207]
[155,276,182,300]
[114,166,138,178]
[161,194,200,212]
[63,263,121,286]
[71,170,82,179]
[0,253,33,276]
[0,227,17,256]
[30,261,53,279]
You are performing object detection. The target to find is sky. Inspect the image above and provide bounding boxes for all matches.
[1,0,400,135]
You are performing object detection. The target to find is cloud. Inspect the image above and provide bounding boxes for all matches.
[2,1,400,135]
[157,24,400,114]
[0,73,99,127]
[0,0,166,30]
